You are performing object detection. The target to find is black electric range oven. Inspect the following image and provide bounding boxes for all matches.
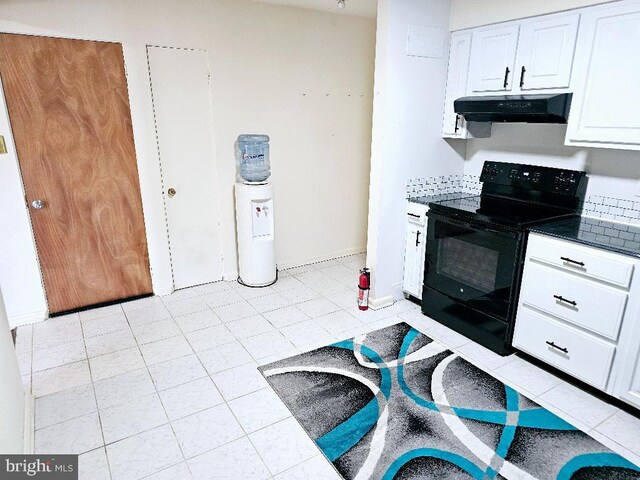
[422,162,586,356]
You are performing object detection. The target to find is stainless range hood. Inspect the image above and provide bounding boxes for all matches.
[454,93,572,124]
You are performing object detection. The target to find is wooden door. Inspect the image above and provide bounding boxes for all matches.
[468,25,519,93]
[147,46,223,289]
[516,13,579,91]
[0,34,152,314]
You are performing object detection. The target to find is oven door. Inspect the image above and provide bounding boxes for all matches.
[424,212,520,321]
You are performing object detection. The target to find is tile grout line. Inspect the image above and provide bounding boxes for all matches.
[179,281,330,477]
[122,305,196,480]
[179,313,278,476]
[78,315,114,480]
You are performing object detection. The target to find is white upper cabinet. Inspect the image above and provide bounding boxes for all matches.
[515,13,580,91]
[442,32,472,138]
[565,1,640,150]
[468,25,519,93]
[442,0,640,150]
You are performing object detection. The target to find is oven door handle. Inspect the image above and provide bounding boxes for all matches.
[428,212,518,239]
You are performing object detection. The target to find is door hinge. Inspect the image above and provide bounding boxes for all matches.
[207,71,211,85]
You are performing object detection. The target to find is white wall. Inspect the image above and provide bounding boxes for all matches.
[464,124,640,200]
[0,79,48,327]
[366,0,466,305]
[0,0,375,325]
[450,0,614,30]
[0,285,25,453]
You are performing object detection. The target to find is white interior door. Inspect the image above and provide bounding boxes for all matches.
[147,46,223,289]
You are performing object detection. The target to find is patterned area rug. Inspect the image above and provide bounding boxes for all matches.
[259,322,640,480]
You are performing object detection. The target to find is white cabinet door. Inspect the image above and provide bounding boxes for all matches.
[614,299,640,408]
[403,224,426,299]
[403,206,427,299]
[617,346,640,409]
[516,13,580,91]
[566,1,640,149]
[468,25,520,93]
[442,32,472,138]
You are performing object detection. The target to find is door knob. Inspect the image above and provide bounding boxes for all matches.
[167,188,176,198]
[31,199,45,209]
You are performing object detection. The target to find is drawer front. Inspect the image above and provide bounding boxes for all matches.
[407,202,428,226]
[513,306,615,390]
[520,262,627,340]
[527,233,635,288]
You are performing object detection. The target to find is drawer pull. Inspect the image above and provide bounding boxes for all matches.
[546,341,569,354]
[560,256,585,267]
[553,294,577,307]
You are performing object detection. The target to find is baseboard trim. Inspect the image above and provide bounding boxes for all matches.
[368,295,394,310]
[9,310,47,329]
[23,392,34,454]
[222,271,239,282]
[278,247,366,270]
[392,282,405,301]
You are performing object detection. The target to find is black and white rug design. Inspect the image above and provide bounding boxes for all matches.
[259,322,640,480]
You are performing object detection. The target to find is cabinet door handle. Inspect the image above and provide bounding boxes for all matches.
[407,213,420,218]
[454,115,460,133]
[560,256,585,267]
[416,231,421,247]
[546,341,569,354]
[554,294,577,307]
[519,66,526,88]
[503,67,510,88]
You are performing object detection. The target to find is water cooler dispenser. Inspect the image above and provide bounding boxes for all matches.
[234,135,277,286]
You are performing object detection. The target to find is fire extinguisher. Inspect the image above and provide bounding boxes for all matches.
[358,268,370,311]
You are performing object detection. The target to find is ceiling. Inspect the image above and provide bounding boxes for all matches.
[250,0,377,18]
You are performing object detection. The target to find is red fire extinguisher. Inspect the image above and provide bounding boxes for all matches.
[358,268,370,311]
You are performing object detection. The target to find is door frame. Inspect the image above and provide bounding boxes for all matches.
[146,44,225,291]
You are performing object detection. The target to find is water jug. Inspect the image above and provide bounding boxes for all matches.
[236,134,270,183]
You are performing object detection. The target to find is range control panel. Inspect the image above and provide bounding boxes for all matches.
[480,161,585,195]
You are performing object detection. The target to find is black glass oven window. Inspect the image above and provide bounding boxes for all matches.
[437,237,499,293]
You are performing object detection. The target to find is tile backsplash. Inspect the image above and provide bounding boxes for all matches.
[406,176,640,227]
[582,195,640,226]
[405,174,481,199]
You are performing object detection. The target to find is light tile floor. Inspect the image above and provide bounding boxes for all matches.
[15,252,640,479]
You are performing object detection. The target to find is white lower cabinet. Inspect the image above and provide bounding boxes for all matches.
[403,202,428,300]
[614,290,640,409]
[514,233,640,406]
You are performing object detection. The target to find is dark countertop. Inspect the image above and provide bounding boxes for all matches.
[408,192,474,205]
[529,216,640,258]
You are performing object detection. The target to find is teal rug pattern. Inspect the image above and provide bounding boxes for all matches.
[259,322,640,480]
